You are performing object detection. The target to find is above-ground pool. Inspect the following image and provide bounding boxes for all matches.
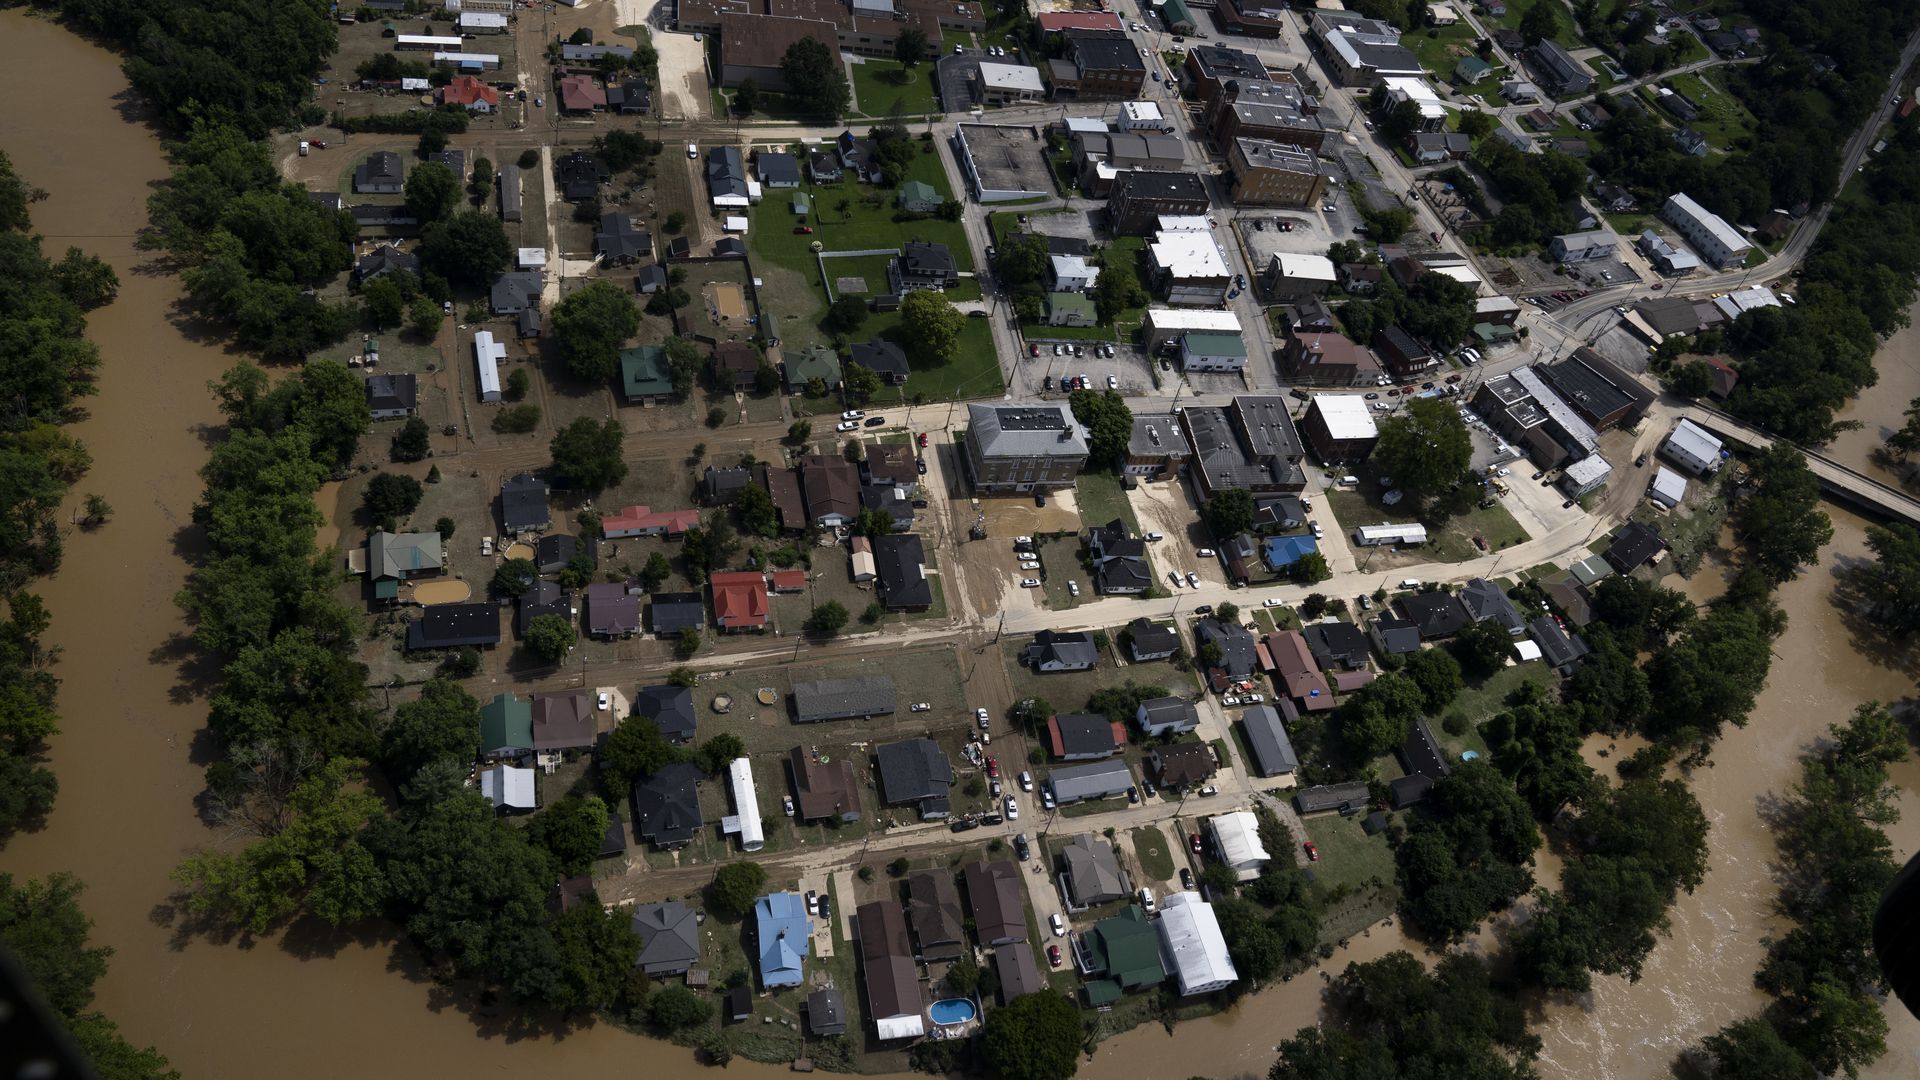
[929,999,976,1026]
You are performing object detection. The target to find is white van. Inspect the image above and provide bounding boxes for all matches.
[1138,887,1155,913]
[687,142,698,158]
[1399,578,1423,590]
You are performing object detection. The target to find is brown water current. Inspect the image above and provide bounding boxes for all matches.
[1,12,1916,1080]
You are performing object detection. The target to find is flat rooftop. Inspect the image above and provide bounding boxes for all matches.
[956,124,1053,196]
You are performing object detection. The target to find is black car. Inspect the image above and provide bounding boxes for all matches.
[817,894,831,921]
[1126,786,1140,804]
[950,817,979,833]
[980,812,1003,826]
[911,498,929,508]
[1179,867,1194,890]
[863,416,887,427]
[1013,833,1031,861]
[1034,493,1046,507]
[1142,779,1156,798]
[1193,604,1213,615]
[1531,470,1545,480]
[917,459,928,475]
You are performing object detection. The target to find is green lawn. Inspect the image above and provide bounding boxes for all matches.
[1323,484,1530,563]
[1448,661,1556,730]
[1489,3,1583,50]
[1405,22,1481,79]
[1023,320,1118,342]
[1302,813,1397,894]
[1131,825,1176,881]
[1075,470,1139,533]
[849,59,941,116]
[1664,71,1758,151]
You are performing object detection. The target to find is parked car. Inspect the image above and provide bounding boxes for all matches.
[1013,833,1031,860]
[917,431,929,448]
[917,459,927,475]
[950,817,979,833]
[1198,784,1219,797]
[1264,598,1285,607]
[1139,887,1155,913]
[792,226,814,235]
[1019,770,1033,791]
[1067,580,1080,596]
[1190,833,1204,854]
[1004,795,1019,820]
[1303,840,1319,862]
[1179,867,1195,890]
[985,756,999,777]
[1048,944,1063,966]
[784,795,796,816]
[976,707,990,727]
[1050,913,1065,937]
[1196,548,1215,557]
[1194,604,1214,615]
[842,410,863,420]
[1168,571,1183,587]
[1186,571,1200,587]
[1106,374,1118,389]
[596,692,610,711]
[864,416,886,427]
[1013,535,1033,545]
[835,420,858,431]
[910,701,931,712]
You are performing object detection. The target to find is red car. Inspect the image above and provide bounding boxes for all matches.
[1029,344,1040,357]
[986,757,999,778]
[1190,833,1204,854]
[916,431,929,448]
[1303,841,1319,862]
[1047,944,1062,967]
[793,226,814,235]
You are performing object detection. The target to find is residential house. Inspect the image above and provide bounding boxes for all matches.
[353,151,405,194]
[406,602,501,650]
[783,344,842,394]
[962,402,1089,492]
[754,891,812,989]
[1047,292,1097,327]
[353,244,419,285]
[1157,892,1238,996]
[756,151,801,188]
[905,871,965,961]
[479,692,534,761]
[890,242,959,292]
[558,74,608,113]
[1262,630,1333,711]
[1048,713,1126,760]
[808,151,843,183]
[577,581,639,640]
[1050,253,1100,292]
[607,80,651,113]
[479,764,536,812]
[705,146,749,203]
[1528,37,1594,93]
[788,745,861,822]
[555,151,610,200]
[1209,809,1270,877]
[534,534,585,574]
[710,340,759,392]
[1460,578,1526,635]
[1370,614,1421,656]
[1059,833,1132,909]
[1398,591,1470,639]
[636,683,698,744]
[615,344,674,406]
[1148,742,1216,788]
[594,213,651,265]
[1391,716,1450,808]
[896,180,942,214]
[365,530,442,601]
[710,570,770,632]
[1194,618,1259,684]
[499,473,550,534]
[649,592,705,635]
[1136,696,1199,737]
[964,860,1027,946]
[798,454,861,527]
[702,465,752,505]
[1125,618,1180,661]
[806,990,847,1036]
[515,581,573,637]
[850,340,911,385]
[530,690,596,754]
[1408,131,1472,163]
[497,163,523,221]
[1087,518,1152,595]
[875,737,952,819]
[1241,704,1299,777]
[856,900,926,1040]
[1674,128,1710,156]
[1081,908,1166,1003]
[1027,630,1099,672]
[873,534,933,611]
[1604,520,1667,573]
[792,676,897,723]
[1047,759,1134,804]
[632,901,702,975]
[632,761,703,848]
[1530,615,1591,674]
[1279,332,1384,388]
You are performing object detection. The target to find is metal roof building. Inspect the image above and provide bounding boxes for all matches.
[1239,704,1299,777]
[1047,759,1134,804]
[792,676,897,722]
[1156,892,1238,996]
[723,757,764,851]
[1209,811,1270,878]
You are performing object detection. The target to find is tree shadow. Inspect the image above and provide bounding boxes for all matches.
[1826,551,1920,677]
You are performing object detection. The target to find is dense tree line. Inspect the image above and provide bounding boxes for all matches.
[1337,272,1479,350]
[1394,760,1540,940]
[1469,138,1588,252]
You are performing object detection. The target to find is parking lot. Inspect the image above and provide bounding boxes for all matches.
[1019,340,1157,396]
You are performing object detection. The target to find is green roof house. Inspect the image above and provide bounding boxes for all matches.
[792,192,811,216]
[783,344,843,394]
[366,530,443,600]
[896,180,941,214]
[1162,0,1197,34]
[479,692,534,761]
[1047,292,1097,327]
[1081,907,1166,1004]
[1454,56,1494,83]
[620,345,674,405]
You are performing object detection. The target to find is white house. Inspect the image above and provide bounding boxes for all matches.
[516,247,547,270]
[1661,417,1725,475]
[479,764,536,811]
[473,331,506,402]
[724,757,764,851]
[1208,811,1270,880]
[1352,523,1428,546]
[1050,254,1100,292]
[1660,192,1752,268]
[1119,100,1167,132]
[1156,892,1239,996]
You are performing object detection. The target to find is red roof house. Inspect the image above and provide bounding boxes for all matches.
[710,571,769,631]
[1037,11,1124,31]
[437,75,501,111]
[601,505,701,539]
[558,75,607,113]
[769,569,807,593]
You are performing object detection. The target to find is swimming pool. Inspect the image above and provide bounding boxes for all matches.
[929,998,976,1025]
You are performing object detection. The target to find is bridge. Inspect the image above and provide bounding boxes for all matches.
[1678,406,1920,526]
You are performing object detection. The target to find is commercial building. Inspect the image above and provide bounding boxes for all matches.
[962,402,1089,492]
[974,61,1045,103]
[1279,332,1383,387]
[1156,893,1238,996]
[1108,171,1210,235]
[1050,29,1148,100]
[1226,138,1326,207]
[1072,131,1185,195]
[1185,45,1269,101]
[1310,10,1422,86]
[1471,365,1606,478]
[1528,37,1595,94]
[951,125,1053,204]
[1638,229,1703,275]
[1548,229,1617,263]
[1147,230,1232,305]
[1263,252,1339,298]
[1298,394,1380,463]
[1382,77,1447,130]
[1208,810,1270,878]
[1205,78,1324,149]
[1661,193,1752,268]
[1143,307,1240,351]
[1124,413,1192,477]
[1179,331,1250,373]
[1179,396,1306,499]
[1539,348,1654,431]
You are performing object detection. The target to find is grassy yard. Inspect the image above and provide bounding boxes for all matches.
[1037,534,1090,611]
[1448,661,1556,731]
[1130,825,1176,881]
[1488,2,1583,50]
[1324,485,1530,564]
[1302,812,1396,895]
[1405,22,1482,79]
[1076,470,1140,533]
[849,59,941,116]
[1664,70,1757,150]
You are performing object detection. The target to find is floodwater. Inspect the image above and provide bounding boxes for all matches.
[1829,319,1920,489]
[1,11,1915,1080]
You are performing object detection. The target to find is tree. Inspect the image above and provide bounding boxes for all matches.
[601,716,677,793]
[1734,443,1831,584]
[1697,1017,1817,1080]
[420,209,512,287]
[1291,550,1332,584]
[710,861,767,919]
[381,679,481,783]
[81,493,112,530]
[51,247,119,309]
[493,404,540,434]
[823,295,869,334]
[843,361,884,405]
[1671,361,1715,399]
[674,627,702,660]
[405,295,442,339]
[504,367,531,403]
[1456,108,1495,139]
[1379,98,1424,142]
[391,416,431,462]
[467,156,494,201]
[663,336,704,400]
[1402,647,1462,713]
[993,233,1050,288]
[550,418,627,491]
[1484,688,1597,819]
[1851,523,1920,632]
[404,161,460,222]
[895,26,930,63]
[363,472,423,519]
[734,76,760,116]
[524,613,577,663]
[640,551,674,592]
[1092,257,1146,323]
[1204,488,1255,538]
[362,275,407,328]
[787,419,813,445]
[1450,617,1514,678]
[648,983,712,1030]
[681,512,739,583]
[1069,389,1134,465]
[697,733,747,775]
[551,280,641,382]
[528,796,611,875]
[1519,0,1560,43]
[981,984,1082,1080]
[779,37,851,118]
[1334,674,1423,759]
[1372,397,1472,505]
[1397,762,1540,939]
[805,601,851,637]
[898,292,965,366]
[490,558,538,598]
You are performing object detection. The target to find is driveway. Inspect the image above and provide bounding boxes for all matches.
[648,25,709,120]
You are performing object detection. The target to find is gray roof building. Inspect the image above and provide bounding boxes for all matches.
[793,676,897,722]
[515,581,573,636]
[1293,781,1372,815]
[875,738,952,811]
[1047,713,1123,760]
[632,900,702,974]
[1060,833,1131,908]
[1240,704,1299,777]
[405,602,501,650]
[1195,618,1259,678]
[1370,614,1421,655]
[994,940,1046,1003]
[1397,592,1471,639]
[806,989,847,1036]
[650,592,706,634]
[1459,578,1526,636]
[963,402,1089,492]
[632,761,704,848]
[964,860,1026,946]
[636,683,697,743]
[1025,630,1100,672]
[905,870,966,961]
[1530,615,1591,673]
[1136,696,1199,736]
[490,271,543,315]
[1047,759,1134,804]
[873,534,932,611]
[1126,618,1180,661]
[1303,620,1369,669]
[353,150,405,193]
[1179,396,1306,499]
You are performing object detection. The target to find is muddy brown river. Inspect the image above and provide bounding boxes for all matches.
[0,12,1914,1080]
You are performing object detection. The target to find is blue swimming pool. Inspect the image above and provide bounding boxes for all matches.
[929,998,977,1025]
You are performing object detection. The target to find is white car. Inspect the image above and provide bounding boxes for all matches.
[1067,580,1080,596]
[1145,531,1164,541]
[1004,795,1020,820]
[480,536,494,556]
[1372,402,1392,412]
[1013,535,1033,545]
[1106,374,1118,389]
[1041,788,1056,809]
[1021,578,1040,588]
[836,420,859,432]
[1310,521,1324,538]
[687,142,698,158]
[1019,560,1041,571]
[1195,548,1215,558]
[910,701,931,712]
[1052,344,1062,356]
[1186,571,1200,587]
[1264,597,1285,607]
[596,692,610,711]
[1020,770,1033,791]
[976,707,990,726]
[1245,692,1264,703]
[1050,913,1065,936]
[1223,695,1240,707]
[842,409,864,420]
[1168,571,1183,587]
[783,795,795,816]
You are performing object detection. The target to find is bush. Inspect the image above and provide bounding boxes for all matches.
[492,404,541,433]
[706,405,728,428]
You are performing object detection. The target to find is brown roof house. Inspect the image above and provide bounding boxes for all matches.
[963,860,1026,946]
[713,341,761,391]
[905,870,965,961]
[531,690,597,752]
[856,900,927,1041]
[1148,742,1217,788]
[788,745,861,822]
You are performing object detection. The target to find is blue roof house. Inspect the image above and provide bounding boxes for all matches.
[1262,533,1319,571]
[754,891,812,988]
